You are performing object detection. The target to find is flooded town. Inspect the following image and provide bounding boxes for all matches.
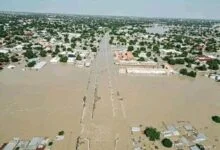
[0,6,220,150]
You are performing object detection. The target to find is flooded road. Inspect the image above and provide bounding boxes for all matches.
[76,34,131,150]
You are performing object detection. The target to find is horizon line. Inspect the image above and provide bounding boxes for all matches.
[0,10,220,21]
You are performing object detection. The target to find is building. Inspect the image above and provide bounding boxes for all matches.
[2,138,19,150]
[193,133,206,143]
[0,49,9,54]
[190,145,200,150]
[26,137,45,150]
[196,55,213,62]
[114,51,134,61]
[160,49,182,56]
[33,61,47,70]
[162,125,180,137]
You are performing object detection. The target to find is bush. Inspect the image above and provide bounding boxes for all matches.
[23,49,37,59]
[39,50,47,57]
[168,59,176,65]
[127,46,134,51]
[58,131,65,136]
[76,55,82,60]
[144,127,160,141]
[91,47,97,52]
[162,138,173,148]
[146,52,151,57]
[179,68,187,75]
[179,68,196,78]
[187,71,197,78]
[140,47,146,51]
[137,57,145,61]
[207,59,219,70]
[48,141,53,146]
[27,61,36,67]
[60,56,68,63]
[196,65,207,71]
[212,116,220,123]
[11,56,19,62]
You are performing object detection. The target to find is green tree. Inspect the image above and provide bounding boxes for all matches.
[137,57,145,61]
[127,46,134,51]
[27,61,36,67]
[76,54,82,60]
[10,56,19,62]
[58,130,65,136]
[91,47,97,52]
[144,127,160,141]
[39,50,47,57]
[23,49,37,59]
[162,138,173,148]
[179,68,187,75]
[146,52,151,57]
[140,47,146,51]
[60,56,68,63]
[212,116,220,123]
[207,60,219,70]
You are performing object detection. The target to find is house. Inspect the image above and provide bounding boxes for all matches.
[3,138,19,150]
[131,127,141,132]
[14,140,30,150]
[193,133,206,143]
[33,61,47,70]
[26,137,44,150]
[114,51,134,61]
[160,49,182,56]
[190,145,200,150]
[162,125,180,137]
[50,57,60,63]
[0,49,9,54]
[196,55,213,62]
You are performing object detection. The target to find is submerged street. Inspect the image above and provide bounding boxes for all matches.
[76,34,130,150]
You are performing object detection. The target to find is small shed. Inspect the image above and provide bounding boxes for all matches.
[131,127,141,132]
[193,133,206,143]
[190,145,200,150]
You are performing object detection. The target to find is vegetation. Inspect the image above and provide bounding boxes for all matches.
[10,55,19,62]
[127,45,134,51]
[0,53,10,63]
[27,61,36,67]
[58,130,65,136]
[59,56,68,63]
[212,115,220,123]
[76,54,82,61]
[137,57,145,61]
[23,49,37,59]
[91,47,97,52]
[179,68,197,78]
[207,59,219,70]
[161,138,173,148]
[39,50,47,57]
[144,127,160,141]
[48,141,53,146]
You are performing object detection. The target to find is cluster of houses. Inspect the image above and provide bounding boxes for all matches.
[162,123,208,150]
[130,122,212,150]
[0,137,50,150]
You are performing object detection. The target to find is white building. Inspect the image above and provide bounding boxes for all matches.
[33,61,47,70]
[162,125,180,137]
[0,49,9,54]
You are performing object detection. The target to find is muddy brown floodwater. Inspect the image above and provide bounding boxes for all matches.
[0,35,220,150]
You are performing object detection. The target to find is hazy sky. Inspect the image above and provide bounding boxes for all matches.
[0,0,220,19]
